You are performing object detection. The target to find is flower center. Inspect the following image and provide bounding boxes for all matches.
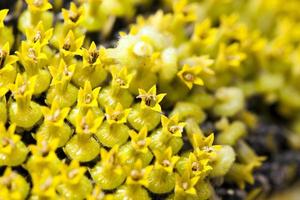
[88,50,99,64]
[162,159,171,167]
[63,38,71,50]
[33,0,43,7]
[130,169,143,181]
[33,31,42,43]
[183,72,194,82]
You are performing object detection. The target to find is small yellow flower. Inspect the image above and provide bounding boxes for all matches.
[78,81,101,108]
[175,172,200,196]
[0,9,8,28]
[190,133,221,160]
[75,109,103,135]
[105,103,131,124]
[100,146,122,171]
[217,43,247,68]
[111,65,134,89]
[30,138,59,156]
[192,18,217,46]
[129,126,151,153]
[0,123,20,155]
[25,21,53,46]
[10,74,36,102]
[125,160,153,187]
[60,160,87,185]
[0,168,29,200]
[41,101,70,127]
[25,0,52,12]
[59,30,84,56]
[62,2,84,26]
[0,42,19,68]
[48,59,75,86]
[173,0,196,22]
[161,114,185,137]
[16,41,47,68]
[154,147,179,173]
[187,152,212,179]
[137,85,166,112]
[31,170,60,199]
[177,64,204,89]
[81,42,102,68]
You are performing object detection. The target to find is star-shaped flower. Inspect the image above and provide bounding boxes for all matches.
[153,147,179,173]
[111,66,134,89]
[0,42,19,69]
[25,21,53,46]
[59,30,84,56]
[177,64,204,89]
[105,103,131,124]
[81,42,102,68]
[125,160,153,187]
[62,2,84,27]
[137,85,166,112]
[161,114,186,137]
[77,81,101,108]
[75,109,103,135]
[41,101,70,127]
[217,43,247,68]
[10,74,36,102]
[129,126,151,153]
[175,171,200,196]
[60,160,87,185]
[48,59,75,86]
[16,41,47,68]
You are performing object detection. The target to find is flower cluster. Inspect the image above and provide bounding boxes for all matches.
[1,0,299,199]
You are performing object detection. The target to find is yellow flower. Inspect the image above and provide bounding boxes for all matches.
[78,81,101,108]
[187,152,212,179]
[0,168,29,200]
[217,43,247,68]
[173,0,197,22]
[10,74,36,102]
[0,9,8,29]
[154,147,179,173]
[105,103,131,124]
[62,2,84,27]
[48,59,75,86]
[31,170,60,199]
[129,126,151,153]
[100,146,123,171]
[125,160,153,187]
[192,18,217,46]
[175,172,200,196]
[86,185,106,200]
[60,160,87,185]
[190,133,221,160]
[59,30,84,56]
[16,41,47,69]
[25,21,53,46]
[25,0,52,12]
[75,109,103,135]
[177,64,204,89]
[0,123,20,155]
[0,42,19,68]
[41,101,70,127]
[81,42,102,68]
[111,65,134,89]
[137,85,166,112]
[30,138,59,156]
[161,114,186,137]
